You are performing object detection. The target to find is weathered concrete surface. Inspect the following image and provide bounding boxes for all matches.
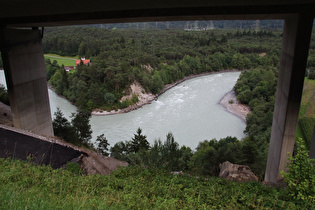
[0,124,128,174]
[0,28,53,136]
[264,14,313,183]
[0,0,314,27]
[0,125,84,168]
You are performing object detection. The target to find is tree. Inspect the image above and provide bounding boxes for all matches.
[110,141,129,160]
[71,109,92,146]
[130,128,150,153]
[162,132,180,170]
[96,134,110,156]
[52,108,77,144]
[281,138,315,203]
[151,71,164,94]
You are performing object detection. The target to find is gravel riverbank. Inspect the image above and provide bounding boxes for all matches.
[219,90,250,122]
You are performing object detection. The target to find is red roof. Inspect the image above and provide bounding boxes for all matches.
[75,59,90,66]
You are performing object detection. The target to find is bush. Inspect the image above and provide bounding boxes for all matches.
[281,138,315,204]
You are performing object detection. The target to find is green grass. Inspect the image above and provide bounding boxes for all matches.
[296,123,305,140]
[44,54,77,66]
[297,78,315,148]
[300,78,315,118]
[0,158,311,209]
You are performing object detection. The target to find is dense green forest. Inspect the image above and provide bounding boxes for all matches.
[43,26,315,179]
[44,27,282,111]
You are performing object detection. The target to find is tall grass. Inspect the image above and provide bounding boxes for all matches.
[0,158,309,209]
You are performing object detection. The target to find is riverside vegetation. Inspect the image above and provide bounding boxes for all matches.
[0,25,315,208]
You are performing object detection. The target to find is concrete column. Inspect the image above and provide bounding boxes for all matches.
[264,15,313,183]
[0,28,53,136]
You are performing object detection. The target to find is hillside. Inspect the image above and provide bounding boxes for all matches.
[0,158,310,209]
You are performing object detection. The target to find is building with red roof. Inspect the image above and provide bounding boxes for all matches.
[75,57,91,66]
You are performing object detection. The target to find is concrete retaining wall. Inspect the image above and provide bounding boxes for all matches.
[0,126,85,169]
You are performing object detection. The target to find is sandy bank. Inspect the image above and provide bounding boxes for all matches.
[219,90,250,122]
[92,70,241,116]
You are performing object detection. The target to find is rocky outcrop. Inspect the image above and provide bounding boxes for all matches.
[79,150,128,175]
[219,161,258,182]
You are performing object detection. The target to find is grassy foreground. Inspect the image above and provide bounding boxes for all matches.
[0,158,309,209]
[44,54,77,66]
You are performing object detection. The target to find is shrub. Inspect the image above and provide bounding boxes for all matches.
[281,138,315,204]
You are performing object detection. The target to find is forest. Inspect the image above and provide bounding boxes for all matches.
[44,25,314,181]
[44,27,281,111]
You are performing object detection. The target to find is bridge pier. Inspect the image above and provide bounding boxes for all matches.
[0,28,53,136]
[264,15,313,183]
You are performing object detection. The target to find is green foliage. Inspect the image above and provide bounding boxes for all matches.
[52,108,93,147]
[0,84,9,105]
[44,54,76,67]
[65,162,84,175]
[281,138,315,204]
[299,117,315,149]
[71,109,92,146]
[0,158,306,209]
[52,108,77,144]
[44,27,282,111]
[233,67,278,178]
[190,137,242,176]
[96,134,110,156]
[111,130,189,171]
[129,128,150,153]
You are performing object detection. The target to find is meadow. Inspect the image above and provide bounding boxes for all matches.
[44,54,77,66]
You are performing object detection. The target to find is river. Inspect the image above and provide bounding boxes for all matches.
[0,70,245,150]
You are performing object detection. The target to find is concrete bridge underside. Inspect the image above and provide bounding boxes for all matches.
[0,0,315,183]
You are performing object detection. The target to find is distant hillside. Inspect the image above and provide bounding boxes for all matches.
[90,20,285,30]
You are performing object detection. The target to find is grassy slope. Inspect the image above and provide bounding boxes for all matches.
[300,78,315,118]
[0,158,308,209]
[44,54,77,66]
[296,78,315,142]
